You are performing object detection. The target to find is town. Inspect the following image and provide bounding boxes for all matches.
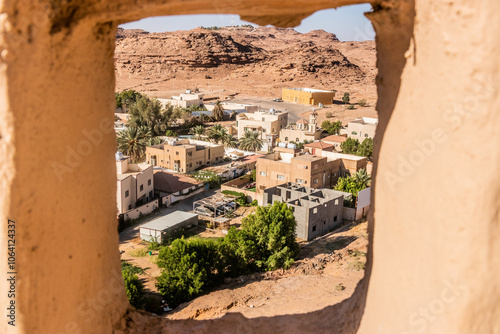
[116,86,375,313]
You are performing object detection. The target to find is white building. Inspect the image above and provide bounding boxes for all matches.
[157,91,204,109]
[342,117,378,141]
[116,152,154,215]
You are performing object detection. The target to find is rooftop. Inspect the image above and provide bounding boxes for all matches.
[140,211,198,231]
[284,87,336,93]
[153,171,202,194]
[321,135,348,143]
[296,118,309,124]
[304,141,335,149]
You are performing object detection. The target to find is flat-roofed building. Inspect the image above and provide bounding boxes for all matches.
[145,139,224,173]
[263,183,349,241]
[158,92,204,109]
[116,152,154,214]
[321,151,368,177]
[343,117,378,141]
[236,109,288,141]
[282,87,336,106]
[139,211,198,243]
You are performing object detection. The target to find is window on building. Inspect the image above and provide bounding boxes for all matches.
[314,179,318,184]
[313,208,318,214]
[140,185,144,192]
[296,138,300,142]
[365,134,369,137]
[334,216,338,222]
[149,191,153,199]
[125,190,129,198]
[324,221,326,225]
[260,171,267,176]
[148,179,151,186]
[285,137,288,141]
[335,199,339,205]
[314,164,318,170]
[128,204,132,210]
[296,179,304,183]
[303,165,308,169]
[188,152,192,156]
[277,174,284,180]
[262,128,266,133]
[216,157,218,160]
[312,225,316,232]
[176,151,179,155]
[244,127,248,131]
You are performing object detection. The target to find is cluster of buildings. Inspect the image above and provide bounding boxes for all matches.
[116,87,377,241]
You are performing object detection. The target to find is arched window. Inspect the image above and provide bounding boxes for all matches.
[285,137,288,141]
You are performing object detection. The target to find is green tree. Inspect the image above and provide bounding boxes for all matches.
[117,126,151,162]
[334,169,370,197]
[127,97,169,137]
[156,238,223,308]
[239,202,299,271]
[207,124,227,144]
[122,270,144,309]
[249,169,257,182]
[357,137,374,159]
[189,125,206,140]
[222,134,239,148]
[165,130,178,137]
[116,90,144,112]
[340,137,360,154]
[342,92,350,104]
[239,131,263,152]
[146,136,164,146]
[212,100,225,121]
[321,120,342,135]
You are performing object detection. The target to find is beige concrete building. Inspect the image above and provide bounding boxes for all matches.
[282,87,336,105]
[116,152,154,214]
[279,110,322,144]
[320,134,348,151]
[343,117,378,141]
[145,139,224,173]
[158,92,204,109]
[236,109,288,140]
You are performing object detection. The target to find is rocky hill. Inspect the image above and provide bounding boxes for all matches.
[114,26,376,100]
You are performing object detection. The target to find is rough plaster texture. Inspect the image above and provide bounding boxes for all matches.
[0,0,498,333]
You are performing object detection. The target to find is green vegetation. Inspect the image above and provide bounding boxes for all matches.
[357,99,368,107]
[116,126,152,163]
[127,97,170,137]
[129,248,149,257]
[239,130,264,152]
[251,199,258,206]
[191,170,222,188]
[347,105,356,110]
[221,190,247,206]
[165,130,178,137]
[348,260,366,271]
[121,260,147,275]
[189,125,206,140]
[156,202,299,307]
[122,271,145,308]
[342,92,350,104]
[334,169,371,197]
[340,137,373,159]
[335,283,346,291]
[116,90,144,112]
[212,100,225,121]
[348,250,366,258]
[321,120,342,135]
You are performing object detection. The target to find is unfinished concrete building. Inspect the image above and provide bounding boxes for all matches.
[263,183,348,241]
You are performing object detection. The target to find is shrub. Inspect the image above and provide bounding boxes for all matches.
[122,270,144,308]
[326,111,333,118]
[342,92,350,104]
[357,99,367,107]
[129,248,149,257]
[121,260,146,275]
[347,105,356,110]
[251,199,258,206]
[348,260,366,271]
[335,283,346,291]
[165,130,178,137]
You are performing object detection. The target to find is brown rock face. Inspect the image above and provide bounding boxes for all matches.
[114,26,374,98]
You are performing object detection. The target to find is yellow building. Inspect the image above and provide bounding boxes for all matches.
[282,88,336,106]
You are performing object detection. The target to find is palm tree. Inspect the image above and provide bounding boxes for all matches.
[207,124,227,144]
[146,136,164,146]
[212,100,225,121]
[189,125,206,140]
[222,134,239,148]
[117,126,152,163]
[239,130,263,152]
[353,169,371,188]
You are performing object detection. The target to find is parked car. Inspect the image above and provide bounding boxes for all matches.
[273,98,283,102]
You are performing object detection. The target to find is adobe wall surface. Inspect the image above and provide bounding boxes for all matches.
[0,0,498,334]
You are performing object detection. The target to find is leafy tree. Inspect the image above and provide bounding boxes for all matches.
[239,131,263,152]
[117,126,151,162]
[340,137,360,154]
[127,97,169,137]
[342,92,350,104]
[189,125,206,140]
[146,136,164,146]
[239,202,299,271]
[321,120,342,135]
[122,270,144,309]
[249,169,257,182]
[212,100,225,121]
[334,169,370,197]
[156,238,223,307]
[357,137,373,159]
[165,130,178,137]
[116,90,144,112]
